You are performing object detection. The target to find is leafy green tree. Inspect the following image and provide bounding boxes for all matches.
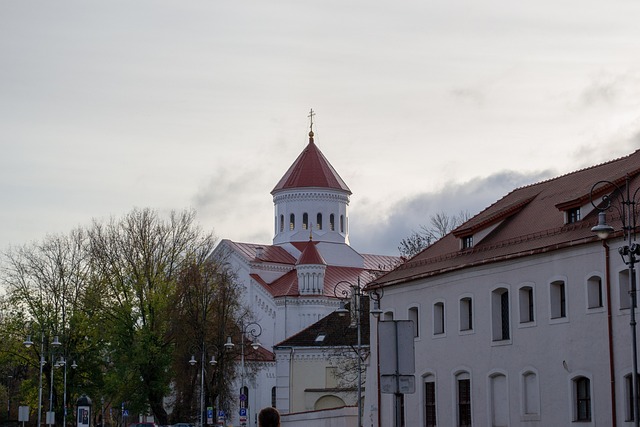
[87,208,217,425]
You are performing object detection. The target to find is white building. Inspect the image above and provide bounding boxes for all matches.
[366,149,640,426]
[214,125,398,426]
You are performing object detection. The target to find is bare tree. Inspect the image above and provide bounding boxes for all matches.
[398,210,471,258]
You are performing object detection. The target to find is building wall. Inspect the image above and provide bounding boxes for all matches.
[369,240,633,426]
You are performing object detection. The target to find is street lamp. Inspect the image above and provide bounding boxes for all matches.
[24,332,61,427]
[591,175,640,427]
[188,344,219,427]
[333,278,367,427]
[224,321,261,427]
[55,355,77,427]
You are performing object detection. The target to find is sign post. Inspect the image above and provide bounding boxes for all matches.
[379,320,416,427]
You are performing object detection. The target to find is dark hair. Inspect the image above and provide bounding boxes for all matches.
[258,407,280,427]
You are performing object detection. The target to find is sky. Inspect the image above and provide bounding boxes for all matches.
[2,1,640,261]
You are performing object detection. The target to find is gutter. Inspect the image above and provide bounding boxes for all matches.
[604,241,618,426]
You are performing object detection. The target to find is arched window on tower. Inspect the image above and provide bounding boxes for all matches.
[340,215,345,233]
[317,213,322,230]
[280,215,284,232]
[290,214,295,231]
[330,214,335,231]
[303,213,308,230]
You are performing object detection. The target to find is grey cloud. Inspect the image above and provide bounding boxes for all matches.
[350,169,553,256]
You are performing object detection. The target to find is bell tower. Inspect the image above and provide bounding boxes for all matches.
[271,110,352,246]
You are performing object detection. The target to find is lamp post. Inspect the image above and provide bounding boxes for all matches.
[368,287,384,427]
[55,355,77,427]
[224,321,261,427]
[188,344,219,427]
[333,277,366,427]
[6,375,13,422]
[23,332,46,427]
[591,175,640,427]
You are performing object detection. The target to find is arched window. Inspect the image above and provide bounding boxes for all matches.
[550,280,566,318]
[492,288,509,341]
[340,215,345,233]
[456,372,472,427]
[289,214,295,231]
[424,374,436,427]
[587,275,603,309]
[330,214,335,231]
[271,387,276,408]
[574,376,591,421]
[408,307,419,337]
[317,213,322,230]
[459,297,473,331]
[279,215,284,232]
[522,370,540,417]
[519,285,534,323]
[489,373,508,426]
[433,302,445,335]
[302,213,308,230]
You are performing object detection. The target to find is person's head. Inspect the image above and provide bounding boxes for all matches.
[258,407,280,427]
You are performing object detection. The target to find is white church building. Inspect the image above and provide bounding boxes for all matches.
[366,149,640,426]
[213,123,398,426]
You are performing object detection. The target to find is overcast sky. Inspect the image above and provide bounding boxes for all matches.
[2,1,640,260]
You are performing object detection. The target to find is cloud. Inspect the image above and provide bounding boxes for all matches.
[349,169,553,256]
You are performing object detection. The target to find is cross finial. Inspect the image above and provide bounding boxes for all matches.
[308,109,315,133]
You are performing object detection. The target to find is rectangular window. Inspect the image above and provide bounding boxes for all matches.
[462,236,473,249]
[567,207,581,223]
[425,381,436,427]
[458,379,472,427]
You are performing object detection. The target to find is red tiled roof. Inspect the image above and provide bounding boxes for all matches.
[271,134,351,194]
[223,240,297,265]
[251,266,374,298]
[296,240,327,265]
[369,149,640,289]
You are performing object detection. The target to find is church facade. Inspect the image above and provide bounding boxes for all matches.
[213,125,398,425]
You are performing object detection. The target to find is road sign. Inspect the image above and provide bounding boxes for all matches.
[217,410,225,421]
[239,408,247,417]
[123,410,129,417]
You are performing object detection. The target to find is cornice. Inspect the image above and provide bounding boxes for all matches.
[273,191,350,204]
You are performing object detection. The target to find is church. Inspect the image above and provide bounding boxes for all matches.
[213,114,399,425]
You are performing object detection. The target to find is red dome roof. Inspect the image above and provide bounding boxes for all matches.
[271,134,351,194]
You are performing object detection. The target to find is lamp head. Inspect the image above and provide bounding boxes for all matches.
[51,336,61,347]
[336,300,349,317]
[591,211,614,239]
[251,339,261,351]
[188,355,197,366]
[224,336,235,351]
[209,355,217,366]
[23,335,34,348]
[370,301,382,318]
